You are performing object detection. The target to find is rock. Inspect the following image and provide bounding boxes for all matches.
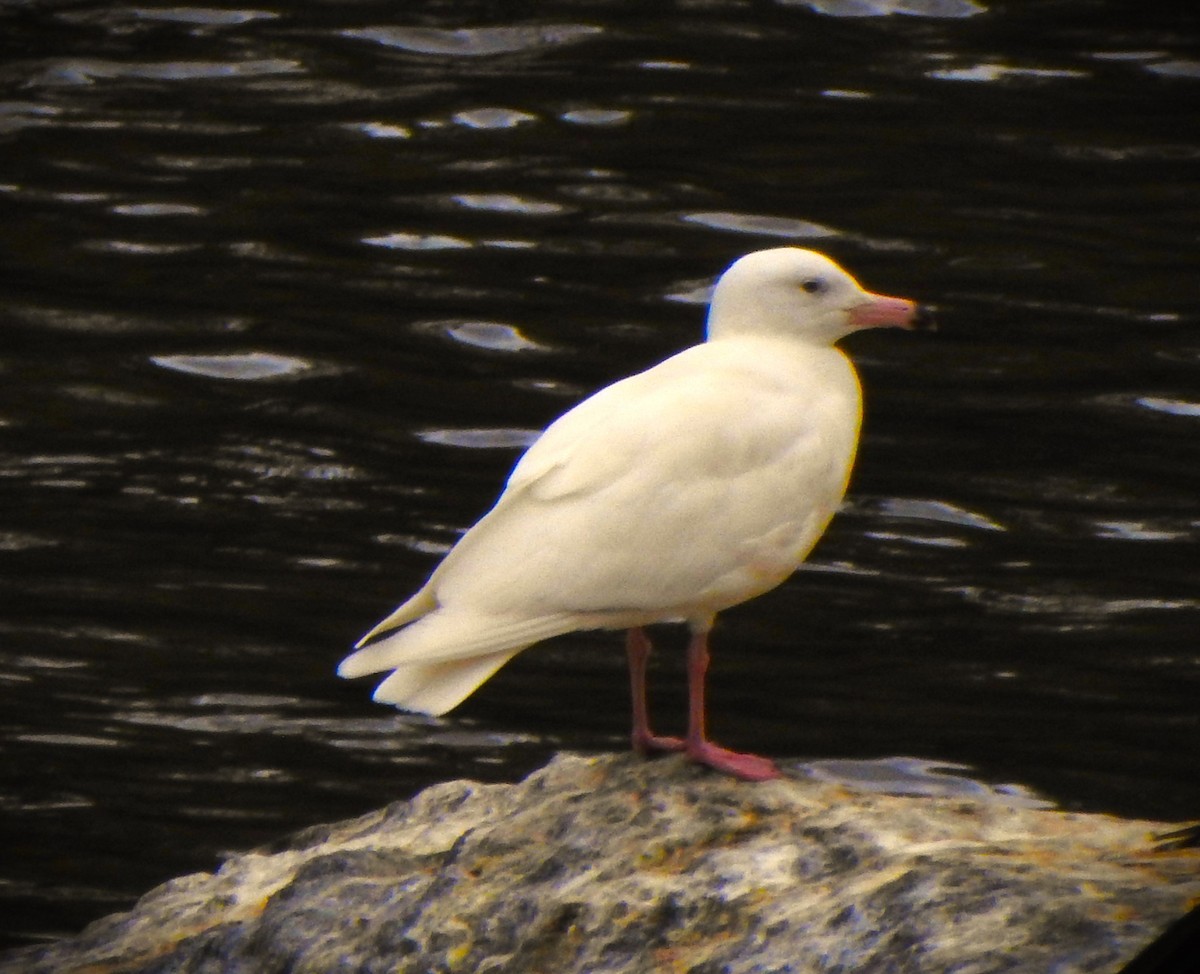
[3,752,1197,974]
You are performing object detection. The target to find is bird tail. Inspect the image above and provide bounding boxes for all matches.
[337,609,578,716]
[369,651,520,715]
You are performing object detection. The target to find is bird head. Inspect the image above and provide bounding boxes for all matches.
[705,247,932,344]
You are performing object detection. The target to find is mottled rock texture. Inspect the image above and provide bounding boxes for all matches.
[4,753,1197,974]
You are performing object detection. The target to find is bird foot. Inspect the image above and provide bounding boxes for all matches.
[632,731,687,755]
[686,740,781,782]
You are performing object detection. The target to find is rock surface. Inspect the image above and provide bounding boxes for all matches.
[3,753,1197,974]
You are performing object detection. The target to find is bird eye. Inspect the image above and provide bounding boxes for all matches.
[800,278,825,294]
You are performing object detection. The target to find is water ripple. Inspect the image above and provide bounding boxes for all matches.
[130,7,280,28]
[363,231,473,251]
[1093,520,1192,543]
[33,58,303,86]
[451,107,538,129]
[782,0,985,17]
[110,202,207,217]
[83,240,202,256]
[927,62,1088,83]
[682,211,841,239]
[452,193,567,216]
[342,24,602,57]
[561,108,633,126]
[952,587,1197,625]
[1144,59,1200,79]
[799,757,1052,809]
[349,121,412,140]
[871,497,1006,532]
[1135,396,1200,418]
[0,101,61,134]
[415,320,550,353]
[151,353,315,381]
[417,428,541,449]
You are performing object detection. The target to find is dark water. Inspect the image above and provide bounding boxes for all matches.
[1,0,1197,950]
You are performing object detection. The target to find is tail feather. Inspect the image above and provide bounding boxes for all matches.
[338,608,582,714]
[339,611,576,678]
[372,651,520,715]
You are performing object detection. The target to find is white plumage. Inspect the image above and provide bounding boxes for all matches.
[340,247,926,779]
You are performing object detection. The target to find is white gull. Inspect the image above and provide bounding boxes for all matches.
[340,247,930,780]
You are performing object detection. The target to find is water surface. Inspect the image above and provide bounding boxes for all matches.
[1,0,1197,950]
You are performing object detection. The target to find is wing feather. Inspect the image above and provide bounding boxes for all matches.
[429,340,861,619]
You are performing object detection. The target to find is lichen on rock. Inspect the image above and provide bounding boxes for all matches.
[3,752,1197,973]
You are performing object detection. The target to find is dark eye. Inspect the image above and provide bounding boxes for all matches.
[800,278,826,294]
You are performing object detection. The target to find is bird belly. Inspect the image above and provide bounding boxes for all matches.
[690,498,841,615]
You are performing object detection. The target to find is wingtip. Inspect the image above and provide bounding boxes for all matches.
[352,616,399,650]
[338,641,382,678]
[353,590,439,651]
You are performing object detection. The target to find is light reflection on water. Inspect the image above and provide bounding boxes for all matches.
[0,0,1197,951]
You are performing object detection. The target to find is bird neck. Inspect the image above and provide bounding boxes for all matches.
[705,301,845,347]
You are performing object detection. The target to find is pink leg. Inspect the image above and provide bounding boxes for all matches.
[626,628,685,755]
[683,628,780,782]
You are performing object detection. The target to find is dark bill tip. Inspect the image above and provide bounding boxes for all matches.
[911,304,937,332]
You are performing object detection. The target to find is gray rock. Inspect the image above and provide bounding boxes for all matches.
[4,753,1197,974]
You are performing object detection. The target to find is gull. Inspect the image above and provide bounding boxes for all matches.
[340,247,931,780]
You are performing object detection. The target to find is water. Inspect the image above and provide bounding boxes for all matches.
[1,0,1197,951]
